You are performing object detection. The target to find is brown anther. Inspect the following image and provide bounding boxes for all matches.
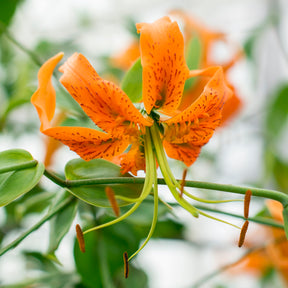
[105,186,120,217]
[244,189,252,219]
[123,251,129,278]
[238,220,249,248]
[76,224,85,253]
[180,168,188,197]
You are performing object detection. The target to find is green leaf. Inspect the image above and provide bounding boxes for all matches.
[0,149,44,206]
[65,158,142,207]
[266,84,288,139]
[48,190,78,254]
[184,35,202,91]
[121,58,142,102]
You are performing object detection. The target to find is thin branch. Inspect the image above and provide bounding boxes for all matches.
[43,169,288,207]
[0,21,43,67]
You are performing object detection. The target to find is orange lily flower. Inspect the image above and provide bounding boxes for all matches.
[32,16,231,171]
[31,16,242,262]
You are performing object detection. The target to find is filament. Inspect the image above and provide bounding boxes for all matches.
[180,168,188,197]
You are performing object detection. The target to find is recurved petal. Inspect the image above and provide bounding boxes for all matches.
[31,52,64,131]
[43,126,130,161]
[163,66,232,145]
[163,140,201,166]
[137,16,190,114]
[59,53,152,135]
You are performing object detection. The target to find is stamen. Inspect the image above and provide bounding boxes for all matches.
[198,210,240,229]
[76,224,85,253]
[238,220,249,248]
[123,251,129,278]
[105,186,120,217]
[180,168,188,197]
[244,189,252,219]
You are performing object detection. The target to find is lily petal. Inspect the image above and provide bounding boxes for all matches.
[163,66,232,145]
[43,126,130,161]
[163,140,201,166]
[59,53,152,136]
[137,16,190,114]
[31,52,64,131]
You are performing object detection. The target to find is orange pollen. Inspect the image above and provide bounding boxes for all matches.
[123,251,129,278]
[76,224,85,253]
[244,189,252,219]
[238,220,249,248]
[105,186,120,217]
[180,168,188,197]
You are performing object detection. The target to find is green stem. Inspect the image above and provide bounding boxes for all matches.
[43,170,288,208]
[183,181,288,207]
[0,196,75,256]
[43,168,288,208]
[44,169,67,187]
[0,160,38,174]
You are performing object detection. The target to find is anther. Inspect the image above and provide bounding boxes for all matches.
[180,168,188,197]
[105,186,120,217]
[76,224,85,253]
[123,251,129,278]
[244,189,252,219]
[238,220,249,248]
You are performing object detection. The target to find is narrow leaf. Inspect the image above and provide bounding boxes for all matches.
[48,190,78,254]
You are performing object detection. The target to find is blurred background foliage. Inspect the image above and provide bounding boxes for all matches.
[0,0,288,287]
